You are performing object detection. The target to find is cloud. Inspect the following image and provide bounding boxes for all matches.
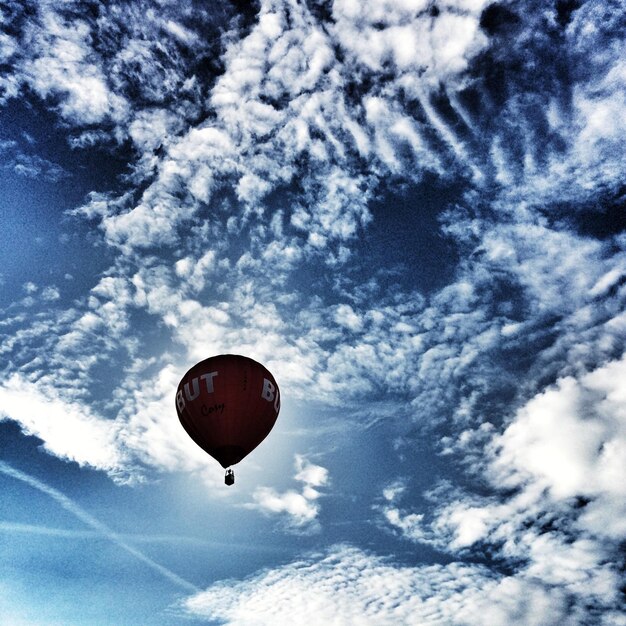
[0,141,69,182]
[248,455,329,530]
[3,0,624,209]
[1,0,233,139]
[489,355,626,539]
[0,0,624,544]
[116,361,214,474]
[183,544,615,626]
[378,357,626,619]
[331,0,489,80]
[4,175,624,485]
[1,3,625,621]
[0,291,210,481]
[50,0,493,260]
[0,374,125,473]
[0,521,291,554]
[474,0,626,206]
[41,286,61,301]
[20,8,128,126]
[0,461,199,593]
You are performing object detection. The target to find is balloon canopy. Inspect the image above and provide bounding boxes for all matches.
[175,354,280,469]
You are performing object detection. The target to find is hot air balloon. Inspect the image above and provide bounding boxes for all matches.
[175,354,280,486]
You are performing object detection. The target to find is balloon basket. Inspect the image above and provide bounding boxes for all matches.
[225,468,235,486]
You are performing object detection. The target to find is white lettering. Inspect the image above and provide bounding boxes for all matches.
[261,378,275,402]
[274,389,280,412]
[184,377,200,401]
[176,389,185,412]
[201,371,218,393]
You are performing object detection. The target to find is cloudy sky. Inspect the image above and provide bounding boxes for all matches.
[1,0,625,624]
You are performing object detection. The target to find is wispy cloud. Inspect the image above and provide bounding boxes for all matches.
[0,141,69,182]
[0,375,126,473]
[0,521,290,553]
[0,461,199,593]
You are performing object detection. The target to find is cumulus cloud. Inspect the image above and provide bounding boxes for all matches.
[379,356,626,619]
[248,455,329,530]
[489,355,626,539]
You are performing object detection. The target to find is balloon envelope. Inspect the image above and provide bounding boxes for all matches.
[175,354,280,468]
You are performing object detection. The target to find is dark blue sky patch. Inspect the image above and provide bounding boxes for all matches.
[362,176,462,294]
[0,99,129,305]
[561,188,626,240]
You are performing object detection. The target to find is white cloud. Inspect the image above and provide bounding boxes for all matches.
[334,303,363,332]
[21,9,128,125]
[294,454,328,489]
[3,176,624,494]
[1,8,625,590]
[248,455,329,530]
[0,375,125,474]
[83,0,482,266]
[41,286,61,302]
[117,362,213,474]
[128,108,181,153]
[331,0,489,81]
[0,7,624,623]
[0,146,69,182]
[378,356,626,618]
[183,544,603,626]
[382,479,407,503]
[489,355,626,539]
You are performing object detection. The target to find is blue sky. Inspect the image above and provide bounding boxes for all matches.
[1,0,625,624]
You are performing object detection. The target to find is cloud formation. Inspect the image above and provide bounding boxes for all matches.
[1,1,625,621]
[379,356,626,620]
[184,543,623,625]
[1,0,625,489]
[249,454,329,530]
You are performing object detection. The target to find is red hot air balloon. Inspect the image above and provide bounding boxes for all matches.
[175,354,280,485]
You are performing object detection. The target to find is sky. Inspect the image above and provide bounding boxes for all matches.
[0,0,625,624]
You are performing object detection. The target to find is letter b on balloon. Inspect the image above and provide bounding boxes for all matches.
[261,378,280,412]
